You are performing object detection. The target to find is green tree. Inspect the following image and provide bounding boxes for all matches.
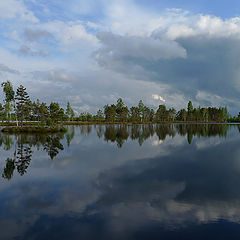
[116,98,124,121]
[130,107,140,122]
[66,102,74,121]
[70,108,75,121]
[0,103,4,120]
[32,99,41,122]
[176,109,187,121]
[223,107,230,122]
[15,85,30,126]
[187,101,194,113]
[49,102,61,123]
[39,102,49,123]
[187,101,194,121]
[1,81,15,122]
[138,100,144,122]
[97,109,104,121]
[155,105,167,122]
[116,98,129,122]
[104,104,116,122]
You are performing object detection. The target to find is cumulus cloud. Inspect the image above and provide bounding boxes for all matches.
[40,20,98,51]
[0,0,38,22]
[152,94,166,102]
[155,15,240,41]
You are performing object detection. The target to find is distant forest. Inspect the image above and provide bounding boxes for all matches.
[0,81,238,124]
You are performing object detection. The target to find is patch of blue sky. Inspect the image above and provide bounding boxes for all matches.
[24,0,105,23]
[0,38,18,54]
[135,0,240,19]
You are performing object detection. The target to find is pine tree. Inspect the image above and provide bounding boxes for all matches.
[187,101,194,113]
[15,85,30,126]
[138,100,144,122]
[49,102,60,123]
[66,102,72,121]
[1,81,15,122]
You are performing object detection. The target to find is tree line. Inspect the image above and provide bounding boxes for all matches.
[77,99,231,123]
[0,81,75,125]
[0,81,235,124]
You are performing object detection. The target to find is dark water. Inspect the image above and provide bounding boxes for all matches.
[1,124,240,240]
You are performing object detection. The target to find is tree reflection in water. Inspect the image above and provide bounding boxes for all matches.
[2,158,15,180]
[44,136,64,160]
[16,143,32,176]
[94,123,231,148]
[66,126,75,147]
[1,133,65,180]
[0,124,234,180]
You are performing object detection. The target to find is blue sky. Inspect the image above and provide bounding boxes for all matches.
[23,0,240,21]
[1,0,240,114]
[136,0,240,18]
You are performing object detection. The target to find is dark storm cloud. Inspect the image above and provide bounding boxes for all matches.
[149,37,240,99]
[95,31,240,112]
[96,32,187,62]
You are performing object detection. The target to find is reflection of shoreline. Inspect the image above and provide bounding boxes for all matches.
[0,125,240,239]
[0,124,235,179]
[1,133,66,180]
[91,124,231,147]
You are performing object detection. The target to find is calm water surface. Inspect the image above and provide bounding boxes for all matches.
[0,124,240,240]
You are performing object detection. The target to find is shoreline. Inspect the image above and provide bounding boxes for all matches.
[0,121,239,127]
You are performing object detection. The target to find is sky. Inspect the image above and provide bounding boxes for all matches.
[1,0,240,114]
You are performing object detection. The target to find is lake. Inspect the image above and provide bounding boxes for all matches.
[0,124,240,240]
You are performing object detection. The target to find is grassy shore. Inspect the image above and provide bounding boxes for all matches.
[1,126,68,134]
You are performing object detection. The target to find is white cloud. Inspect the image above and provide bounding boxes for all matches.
[41,20,98,51]
[0,0,38,22]
[152,94,166,102]
[163,15,240,40]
